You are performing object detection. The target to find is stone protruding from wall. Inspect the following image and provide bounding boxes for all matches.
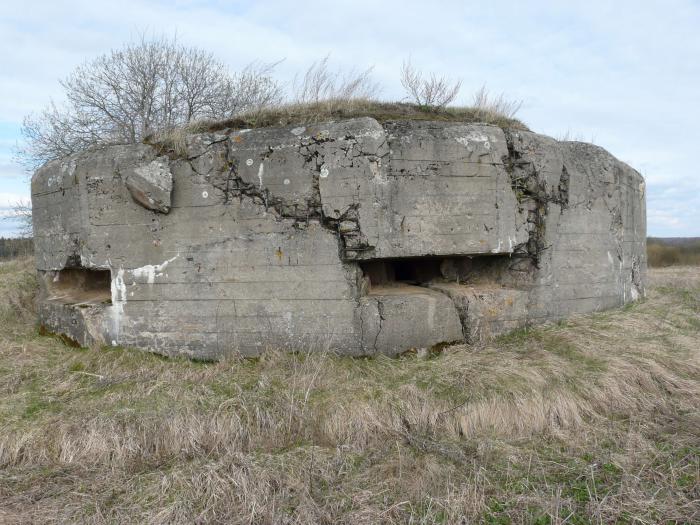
[124,157,173,213]
[31,118,646,358]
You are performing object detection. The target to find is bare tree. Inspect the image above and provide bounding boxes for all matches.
[2,200,33,238]
[293,55,379,104]
[400,59,462,109]
[472,85,523,119]
[223,62,284,114]
[18,102,100,171]
[18,36,282,169]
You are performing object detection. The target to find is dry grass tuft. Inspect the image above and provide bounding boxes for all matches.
[0,259,698,524]
[472,85,523,120]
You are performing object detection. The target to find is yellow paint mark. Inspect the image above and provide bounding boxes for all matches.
[233,135,243,143]
[275,247,283,260]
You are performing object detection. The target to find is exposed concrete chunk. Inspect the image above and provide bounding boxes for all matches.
[38,300,107,348]
[31,118,647,359]
[428,283,529,343]
[124,157,173,213]
[359,285,464,354]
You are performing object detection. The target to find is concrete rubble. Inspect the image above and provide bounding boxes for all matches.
[32,117,647,358]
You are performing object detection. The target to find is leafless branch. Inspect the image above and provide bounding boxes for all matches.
[17,35,283,169]
[1,200,33,238]
[400,59,462,109]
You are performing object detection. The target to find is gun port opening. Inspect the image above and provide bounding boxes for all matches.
[42,268,112,305]
[358,254,515,294]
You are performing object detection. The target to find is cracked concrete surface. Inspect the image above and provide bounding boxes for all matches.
[31,118,647,358]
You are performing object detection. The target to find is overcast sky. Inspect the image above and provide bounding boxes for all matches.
[1,0,698,237]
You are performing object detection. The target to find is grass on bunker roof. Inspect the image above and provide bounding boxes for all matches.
[149,98,529,148]
[0,258,699,524]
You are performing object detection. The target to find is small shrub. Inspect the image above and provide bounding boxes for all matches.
[400,59,462,109]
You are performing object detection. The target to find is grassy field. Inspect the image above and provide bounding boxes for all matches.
[0,259,698,524]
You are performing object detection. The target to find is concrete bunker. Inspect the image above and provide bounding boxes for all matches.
[31,117,647,358]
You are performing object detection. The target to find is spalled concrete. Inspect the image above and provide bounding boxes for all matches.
[31,118,647,358]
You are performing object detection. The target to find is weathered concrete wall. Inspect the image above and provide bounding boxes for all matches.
[31,118,646,358]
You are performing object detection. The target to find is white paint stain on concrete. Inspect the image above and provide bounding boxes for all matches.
[455,131,491,151]
[290,126,306,136]
[50,159,77,187]
[356,128,384,140]
[65,159,77,177]
[258,163,264,188]
[109,267,127,346]
[202,191,208,198]
[283,178,290,185]
[246,158,254,166]
[128,262,168,286]
[131,254,179,285]
[320,166,329,178]
[111,268,127,303]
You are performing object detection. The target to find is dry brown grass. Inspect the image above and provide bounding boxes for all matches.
[149,99,529,157]
[212,99,530,131]
[0,258,698,524]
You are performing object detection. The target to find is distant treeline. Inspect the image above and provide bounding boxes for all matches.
[648,237,700,267]
[0,238,34,259]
